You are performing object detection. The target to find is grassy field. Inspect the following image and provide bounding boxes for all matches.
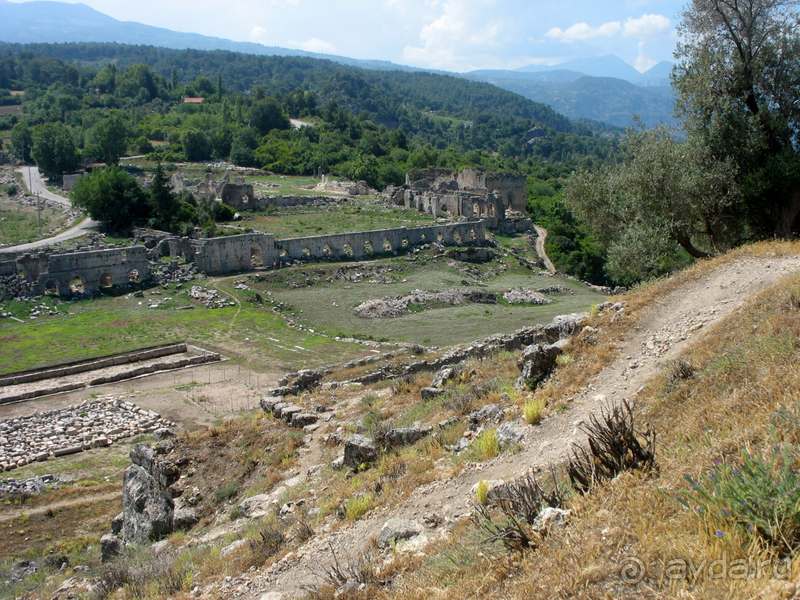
[232,201,437,239]
[0,247,603,374]
[261,254,603,346]
[0,195,73,247]
[0,280,368,374]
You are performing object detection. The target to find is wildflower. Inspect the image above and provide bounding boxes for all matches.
[716,530,724,538]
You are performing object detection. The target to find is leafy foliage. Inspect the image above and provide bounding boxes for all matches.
[70,164,147,228]
[679,440,800,554]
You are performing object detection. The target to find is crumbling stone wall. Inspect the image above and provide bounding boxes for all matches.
[385,168,527,224]
[8,246,152,296]
[189,221,486,275]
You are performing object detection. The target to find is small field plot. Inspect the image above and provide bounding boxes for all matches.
[0,196,73,247]
[262,253,605,346]
[229,201,437,239]
[246,174,323,196]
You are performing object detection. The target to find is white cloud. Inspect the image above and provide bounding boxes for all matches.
[634,40,656,71]
[402,0,508,70]
[622,14,671,38]
[288,37,338,54]
[545,13,670,43]
[545,21,621,42]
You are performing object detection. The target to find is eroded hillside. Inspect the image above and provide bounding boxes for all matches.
[4,241,800,600]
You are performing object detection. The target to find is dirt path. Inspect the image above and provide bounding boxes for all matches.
[227,253,800,598]
[533,224,556,273]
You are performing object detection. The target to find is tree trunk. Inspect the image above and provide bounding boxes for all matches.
[775,190,800,239]
[673,230,713,259]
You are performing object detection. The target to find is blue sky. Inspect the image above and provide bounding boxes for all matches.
[10,0,686,72]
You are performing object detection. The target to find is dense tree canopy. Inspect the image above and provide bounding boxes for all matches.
[70,164,147,227]
[30,122,78,175]
[674,0,800,238]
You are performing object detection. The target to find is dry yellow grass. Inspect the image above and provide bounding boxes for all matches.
[337,243,800,600]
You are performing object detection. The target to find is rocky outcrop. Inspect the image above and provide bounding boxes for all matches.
[383,426,433,448]
[516,338,570,389]
[122,444,179,545]
[343,434,378,470]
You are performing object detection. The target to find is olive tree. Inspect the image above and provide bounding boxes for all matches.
[674,0,800,237]
[565,126,740,285]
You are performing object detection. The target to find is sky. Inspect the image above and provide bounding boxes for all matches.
[10,0,686,73]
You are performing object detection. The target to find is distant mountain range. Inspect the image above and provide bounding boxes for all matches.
[0,0,429,73]
[514,55,673,87]
[0,0,678,129]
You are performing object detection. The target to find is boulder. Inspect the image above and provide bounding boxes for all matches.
[384,426,433,447]
[173,507,199,531]
[238,486,287,519]
[421,387,445,400]
[279,405,303,423]
[517,338,570,388]
[495,422,525,448]
[377,518,423,548]
[467,404,504,429]
[152,428,175,442]
[431,366,457,388]
[343,434,378,469]
[110,512,124,535]
[290,413,319,428]
[122,463,174,545]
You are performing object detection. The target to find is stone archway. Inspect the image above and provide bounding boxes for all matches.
[251,245,263,268]
[129,269,142,283]
[69,275,85,294]
[99,273,113,288]
[44,279,59,295]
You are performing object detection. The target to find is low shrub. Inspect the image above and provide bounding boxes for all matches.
[523,397,546,424]
[678,441,800,554]
[345,493,375,521]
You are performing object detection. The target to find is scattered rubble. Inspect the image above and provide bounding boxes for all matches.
[0,396,174,472]
[0,474,73,499]
[502,287,553,305]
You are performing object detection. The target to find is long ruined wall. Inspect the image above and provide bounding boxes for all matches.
[3,221,486,292]
[190,220,486,275]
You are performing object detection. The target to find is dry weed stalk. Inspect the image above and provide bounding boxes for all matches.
[568,400,657,493]
[473,470,565,553]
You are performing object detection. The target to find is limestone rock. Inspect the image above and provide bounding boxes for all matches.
[431,366,457,388]
[122,462,174,545]
[343,434,378,469]
[377,518,423,548]
[467,404,504,430]
[110,512,124,535]
[173,507,199,531]
[420,387,445,400]
[495,422,525,448]
[384,426,433,447]
[533,507,571,532]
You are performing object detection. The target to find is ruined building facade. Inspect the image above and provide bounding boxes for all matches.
[383,168,527,228]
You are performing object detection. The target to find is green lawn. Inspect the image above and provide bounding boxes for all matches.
[233,202,437,239]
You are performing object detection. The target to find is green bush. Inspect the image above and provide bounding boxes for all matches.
[678,441,800,552]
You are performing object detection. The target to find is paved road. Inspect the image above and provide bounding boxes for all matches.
[1,167,99,252]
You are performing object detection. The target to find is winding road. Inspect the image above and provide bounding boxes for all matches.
[2,167,98,252]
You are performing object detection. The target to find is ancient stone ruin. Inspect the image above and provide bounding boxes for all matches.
[383,167,527,228]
